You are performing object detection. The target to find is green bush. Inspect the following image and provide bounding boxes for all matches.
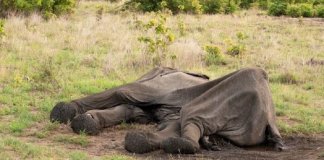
[53,0,76,14]
[300,3,314,17]
[258,0,269,10]
[200,0,224,14]
[0,0,76,17]
[226,44,245,56]
[239,0,253,9]
[127,0,241,14]
[130,0,203,14]
[204,45,225,65]
[0,20,5,38]
[125,0,321,17]
[313,0,324,6]
[224,2,237,14]
[315,5,324,17]
[137,15,176,66]
[287,4,302,17]
[268,0,288,16]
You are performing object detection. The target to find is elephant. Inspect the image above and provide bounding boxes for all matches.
[50,67,209,134]
[50,67,286,154]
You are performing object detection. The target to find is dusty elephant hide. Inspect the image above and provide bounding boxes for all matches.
[124,68,284,154]
[50,67,209,134]
[49,67,284,154]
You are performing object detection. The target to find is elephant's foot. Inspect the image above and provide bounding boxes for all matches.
[274,142,288,151]
[71,114,101,135]
[50,102,77,124]
[124,132,159,154]
[200,136,221,151]
[161,137,199,154]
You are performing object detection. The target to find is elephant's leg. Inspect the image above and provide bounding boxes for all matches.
[50,86,124,124]
[49,101,80,124]
[124,120,181,154]
[71,105,152,135]
[199,136,221,151]
[266,124,287,151]
[161,123,201,154]
[50,83,161,123]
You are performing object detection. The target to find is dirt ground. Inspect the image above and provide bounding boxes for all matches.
[25,123,323,160]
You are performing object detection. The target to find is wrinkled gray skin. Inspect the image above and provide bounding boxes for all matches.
[50,67,285,154]
[69,67,209,127]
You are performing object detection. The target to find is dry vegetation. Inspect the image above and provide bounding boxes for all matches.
[0,0,323,159]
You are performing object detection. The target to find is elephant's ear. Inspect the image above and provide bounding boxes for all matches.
[136,67,178,82]
[183,71,210,80]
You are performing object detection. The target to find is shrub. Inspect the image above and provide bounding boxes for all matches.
[129,0,162,12]
[166,0,203,14]
[129,0,203,14]
[287,4,302,17]
[200,0,224,14]
[226,44,245,56]
[268,0,288,16]
[203,45,226,65]
[127,0,241,14]
[137,15,176,66]
[239,0,253,9]
[0,0,76,17]
[258,0,269,10]
[225,32,247,56]
[300,3,314,17]
[53,0,76,14]
[313,0,324,6]
[0,20,5,38]
[224,2,237,14]
[315,5,324,17]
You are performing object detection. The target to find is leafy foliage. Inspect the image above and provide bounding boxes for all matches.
[315,5,324,17]
[126,0,237,14]
[137,14,176,66]
[203,45,226,66]
[258,0,269,9]
[126,0,324,17]
[0,0,76,17]
[239,0,253,9]
[226,32,247,57]
[200,0,224,14]
[287,4,302,17]
[0,19,5,39]
[268,0,288,16]
[299,3,314,17]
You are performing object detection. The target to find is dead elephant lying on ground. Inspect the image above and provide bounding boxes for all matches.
[50,67,286,154]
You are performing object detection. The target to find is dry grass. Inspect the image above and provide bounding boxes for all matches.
[0,0,323,159]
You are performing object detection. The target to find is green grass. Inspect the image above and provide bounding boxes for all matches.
[69,151,89,160]
[0,136,66,159]
[54,133,89,147]
[0,0,323,159]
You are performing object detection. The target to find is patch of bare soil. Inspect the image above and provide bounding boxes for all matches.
[138,135,324,160]
[22,124,324,160]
